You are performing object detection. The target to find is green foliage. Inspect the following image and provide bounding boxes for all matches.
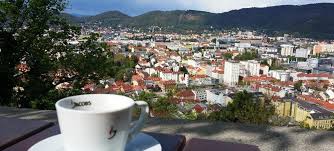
[31,89,83,110]
[1,0,78,107]
[152,97,178,116]
[179,66,189,74]
[209,91,275,125]
[0,0,137,109]
[181,110,208,121]
[151,73,159,77]
[294,81,303,91]
[223,53,233,60]
[269,58,284,70]
[260,60,269,66]
[211,38,217,43]
[136,92,157,106]
[234,50,258,61]
[270,65,284,70]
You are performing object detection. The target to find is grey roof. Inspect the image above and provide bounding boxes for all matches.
[295,100,332,114]
[310,112,334,120]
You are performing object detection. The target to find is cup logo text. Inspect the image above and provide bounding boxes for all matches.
[71,100,92,109]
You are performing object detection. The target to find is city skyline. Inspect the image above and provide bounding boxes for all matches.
[66,0,334,16]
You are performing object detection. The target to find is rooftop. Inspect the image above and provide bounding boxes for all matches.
[1,106,334,151]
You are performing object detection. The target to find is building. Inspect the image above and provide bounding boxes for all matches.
[280,44,294,56]
[274,97,334,129]
[158,80,176,92]
[206,89,232,106]
[305,113,334,129]
[189,75,212,86]
[296,73,331,81]
[295,48,310,58]
[224,61,240,86]
[313,42,334,55]
[240,60,261,77]
[260,65,270,75]
[268,70,291,82]
[192,89,207,102]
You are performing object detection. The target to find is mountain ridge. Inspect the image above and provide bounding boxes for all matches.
[63,3,334,39]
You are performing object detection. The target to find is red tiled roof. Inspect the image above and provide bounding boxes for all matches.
[258,84,282,92]
[244,75,275,82]
[160,80,176,85]
[176,90,195,98]
[121,84,133,93]
[145,76,161,81]
[212,70,224,74]
[297,73,331,78]
[169,98,200,104]
[190,75,208,80]
[298,95,334,111]
[132,85,144,91]
[115,80,124,86]
[193,104,206,113]
[132,75,143,81]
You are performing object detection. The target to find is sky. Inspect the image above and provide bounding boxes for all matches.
[65,0,334,16]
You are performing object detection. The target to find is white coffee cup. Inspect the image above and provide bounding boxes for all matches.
[55,94,149,151]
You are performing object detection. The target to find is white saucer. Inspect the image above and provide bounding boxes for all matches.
[28,133,161,151]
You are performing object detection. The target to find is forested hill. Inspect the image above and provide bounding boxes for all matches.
[63,3,334,39]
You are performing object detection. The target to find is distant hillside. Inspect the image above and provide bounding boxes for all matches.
[64,3,334,39]
[215,3,334,39]
[81,11,131,26]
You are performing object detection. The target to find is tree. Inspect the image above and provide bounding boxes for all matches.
[179,66,189,74]
[209,91,275,124]
[234,50,258,60]
[152,97,178,118]
[223,53,233,60]
[0,0,137,109]
[260,60,269,66]
[136,92,157,106]
[1,0,78,107]
[294,81,303,91]
[0,31,18,106]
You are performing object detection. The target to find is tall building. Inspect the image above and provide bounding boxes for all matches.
[240,60,260,77]
[313,42,334,55]
[224,61,240,86]
[280,44,294,56]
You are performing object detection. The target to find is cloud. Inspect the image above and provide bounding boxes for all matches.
[66,0,334,15]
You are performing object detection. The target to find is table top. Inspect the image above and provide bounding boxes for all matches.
[0,117,53,150]
[2,124,186,151]
[0,116,260,151]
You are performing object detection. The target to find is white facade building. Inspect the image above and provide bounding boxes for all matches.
[268,70,291,82]
[224,61,240,86]
[280,44,294,56]
[260,65,270,75]
[206,89,233,106]
[240,60,261,77]
[295,48,310,58]
[235,43,251,48]
[192,89,207,101]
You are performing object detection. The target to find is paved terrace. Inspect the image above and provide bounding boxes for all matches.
[1,106,334,151]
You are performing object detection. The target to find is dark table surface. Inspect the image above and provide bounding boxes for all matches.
[2,124,186,151]
[0,116,261,151]
[0,117,53,150]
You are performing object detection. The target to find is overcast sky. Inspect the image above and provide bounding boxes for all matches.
[65,0,334,16]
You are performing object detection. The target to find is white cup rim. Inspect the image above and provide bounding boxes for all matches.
[55,94,135,114]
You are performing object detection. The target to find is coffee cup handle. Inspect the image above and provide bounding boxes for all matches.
[128,101,149,141]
